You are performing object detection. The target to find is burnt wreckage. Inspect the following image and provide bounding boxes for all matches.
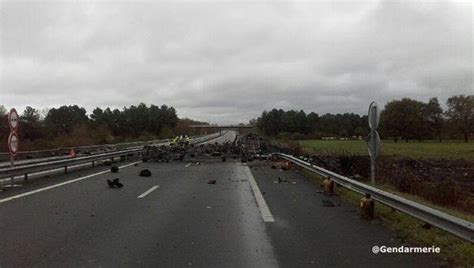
[141,133,270,162]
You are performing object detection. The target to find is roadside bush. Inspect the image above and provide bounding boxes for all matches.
[338,154,356,175]
[159,127,175,139]
[421,180,459,207]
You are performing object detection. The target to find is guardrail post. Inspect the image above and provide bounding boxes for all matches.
[64,165,68,174]
[92,160,95,167]
[24,173,28,182]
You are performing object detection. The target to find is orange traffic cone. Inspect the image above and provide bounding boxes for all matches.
[69,148,76,157]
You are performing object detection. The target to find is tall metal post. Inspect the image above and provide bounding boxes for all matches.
[10,155,14,186]
[370,154,375,185]
[367,102,381,186]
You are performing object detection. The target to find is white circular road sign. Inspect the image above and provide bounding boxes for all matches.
[8,108,19,131]
[8,132,19,156]
[367,130,381,159]
[368,102,380,130]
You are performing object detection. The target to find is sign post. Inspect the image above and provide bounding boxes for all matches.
[8,108,20,187]
[367,102,381,185]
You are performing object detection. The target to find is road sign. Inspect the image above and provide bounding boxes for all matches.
[8,108,19,131]
[368,102,380,130]
[8,132,19,156]
[367,130,381,159]
[368,101,381,185]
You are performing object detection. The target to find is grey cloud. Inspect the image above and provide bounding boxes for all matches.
[1,1,472,124]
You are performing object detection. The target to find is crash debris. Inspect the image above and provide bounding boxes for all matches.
[107,178,123,188]
[139,169,152,177]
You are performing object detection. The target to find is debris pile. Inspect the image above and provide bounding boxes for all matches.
[236,133,270,161]
[138,133,272,164]
[270,160,293,171]
[110,166,119,173]
[142,145,185,162]
[139,169,152,177]
[107,178,123,188]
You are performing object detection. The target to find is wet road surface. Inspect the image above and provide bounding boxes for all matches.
[0,135,441,267]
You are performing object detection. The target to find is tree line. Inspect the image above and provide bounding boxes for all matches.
[256,110,368,139]
[0,103,206,151]
[256,94,474,142]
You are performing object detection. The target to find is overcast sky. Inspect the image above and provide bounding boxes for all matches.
[0,1,472,124]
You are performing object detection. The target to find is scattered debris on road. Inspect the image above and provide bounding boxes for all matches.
[137,133,272,166]
[321,199,335,207]
[273,177,296,184]
[322,177,335,195]
[208,179,217,184]
[106,178,124,188]
[359,193,374,219]
[110,166,119,173]
[139,169,152,177]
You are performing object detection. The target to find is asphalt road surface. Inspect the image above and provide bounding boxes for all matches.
[0,135,442,267]
[199,130,235,145]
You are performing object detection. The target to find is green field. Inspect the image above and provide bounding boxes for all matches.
[298,139,474,160]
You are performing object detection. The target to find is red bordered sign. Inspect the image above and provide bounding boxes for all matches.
[8,108,19,131]
[8,132,19,157]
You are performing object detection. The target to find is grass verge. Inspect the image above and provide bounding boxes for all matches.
[298,139,474,160]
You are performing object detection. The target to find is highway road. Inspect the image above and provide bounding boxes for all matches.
[0,132,229,186]
[198,130,235,145]
[0,132,441,267]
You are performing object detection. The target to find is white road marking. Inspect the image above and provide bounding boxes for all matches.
[0,161,141,204]
[243,166,275,222]
[137,185,160,199]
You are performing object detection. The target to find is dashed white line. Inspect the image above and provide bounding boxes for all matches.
[137,185,160,199]
[0,161,141,204]
[243,165,275,222]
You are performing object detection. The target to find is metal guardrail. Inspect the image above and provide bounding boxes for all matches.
[0,155,73,169]
[0,139,169,169]
[0,138,171,161]
[0,132,225,181]
[0,148,142,180]
[0,132,224,168]
[272,152,474,243]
